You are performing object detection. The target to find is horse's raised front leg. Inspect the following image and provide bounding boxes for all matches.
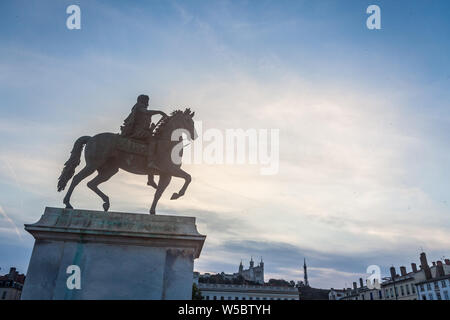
[150,173,172,215]
[168,167,191,200]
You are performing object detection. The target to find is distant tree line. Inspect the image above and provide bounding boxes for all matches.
[266,279,296,287]
[199,274,255,285]
[198,273,296,287]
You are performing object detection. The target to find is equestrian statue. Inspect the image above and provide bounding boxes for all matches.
[57,94,197,214]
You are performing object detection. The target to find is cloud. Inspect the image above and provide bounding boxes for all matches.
[0,205,22,241]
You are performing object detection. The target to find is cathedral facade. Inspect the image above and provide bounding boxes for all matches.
[237,257,264,284]
[196,257,265,285]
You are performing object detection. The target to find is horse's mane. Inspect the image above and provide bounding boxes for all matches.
[153,109,185,137]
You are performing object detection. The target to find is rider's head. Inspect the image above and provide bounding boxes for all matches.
[137,94,149,107]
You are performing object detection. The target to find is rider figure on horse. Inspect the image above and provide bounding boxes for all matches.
[120,94,167,188]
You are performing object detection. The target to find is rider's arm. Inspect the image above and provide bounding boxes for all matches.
[147,110,168,118]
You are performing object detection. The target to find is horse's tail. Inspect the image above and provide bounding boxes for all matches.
[57,136,91,192]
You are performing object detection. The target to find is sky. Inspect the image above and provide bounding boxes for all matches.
[0,0,449,289]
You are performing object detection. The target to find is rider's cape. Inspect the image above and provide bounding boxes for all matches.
[120,111,135,137]
[120,103,145,137]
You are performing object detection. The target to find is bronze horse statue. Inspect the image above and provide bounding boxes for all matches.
[57,108,197,214]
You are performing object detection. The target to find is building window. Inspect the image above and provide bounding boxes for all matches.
[420,284,424,292]
[421,295,426,300]
[228,296,231,300]
[220,296,224,300]
[400,286,404,296]
[434,282,439,290]
[378,290,382,299]
[235,297,238,300]
[205,296,209,300]
[428,293,433,300]
[427,283,431,291]
[213,296,217,300]
[412,285,416,294]
[406,284,410,295]
[443,291,449,300]
[249,297,253,300]
[1,291,6,300]
[441,281,447,288]
[436,292,442,300]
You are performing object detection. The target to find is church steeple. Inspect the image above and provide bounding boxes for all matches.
[250,256,254,268]
[239,260,243,273]
[303,258,309,287]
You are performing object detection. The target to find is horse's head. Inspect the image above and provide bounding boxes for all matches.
[182,108,198,140]
[156,108,198,141]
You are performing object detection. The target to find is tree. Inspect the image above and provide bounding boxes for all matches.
[267,279,291,287]
[232,275,245,285]
[192,283,203,300]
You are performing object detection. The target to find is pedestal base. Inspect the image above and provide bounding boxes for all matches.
[21,207,206,300]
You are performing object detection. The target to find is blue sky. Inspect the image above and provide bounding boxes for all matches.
[1,0,449,288]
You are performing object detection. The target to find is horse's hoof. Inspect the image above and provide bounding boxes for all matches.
[147,180,158,189]
[103,202,110,212]
[149,209,156,215]
[64,203,73,209]
[170,193,179,200]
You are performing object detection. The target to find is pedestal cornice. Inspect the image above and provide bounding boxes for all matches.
[25,207,206,258]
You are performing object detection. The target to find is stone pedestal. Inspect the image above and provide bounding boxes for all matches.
[21,207,206,300]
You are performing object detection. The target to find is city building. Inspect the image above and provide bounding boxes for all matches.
[0,267,26,300]
[381,265,420,300]
[338,278,383,300]
[382,253,450,300]
[328,288,346,300]
[415,259,450,300]
[334,252,450,301]
[197,283,299,300]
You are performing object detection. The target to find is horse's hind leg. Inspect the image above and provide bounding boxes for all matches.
[87,163,119,212]
[63,165,97,209]
[150,173,171,215]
